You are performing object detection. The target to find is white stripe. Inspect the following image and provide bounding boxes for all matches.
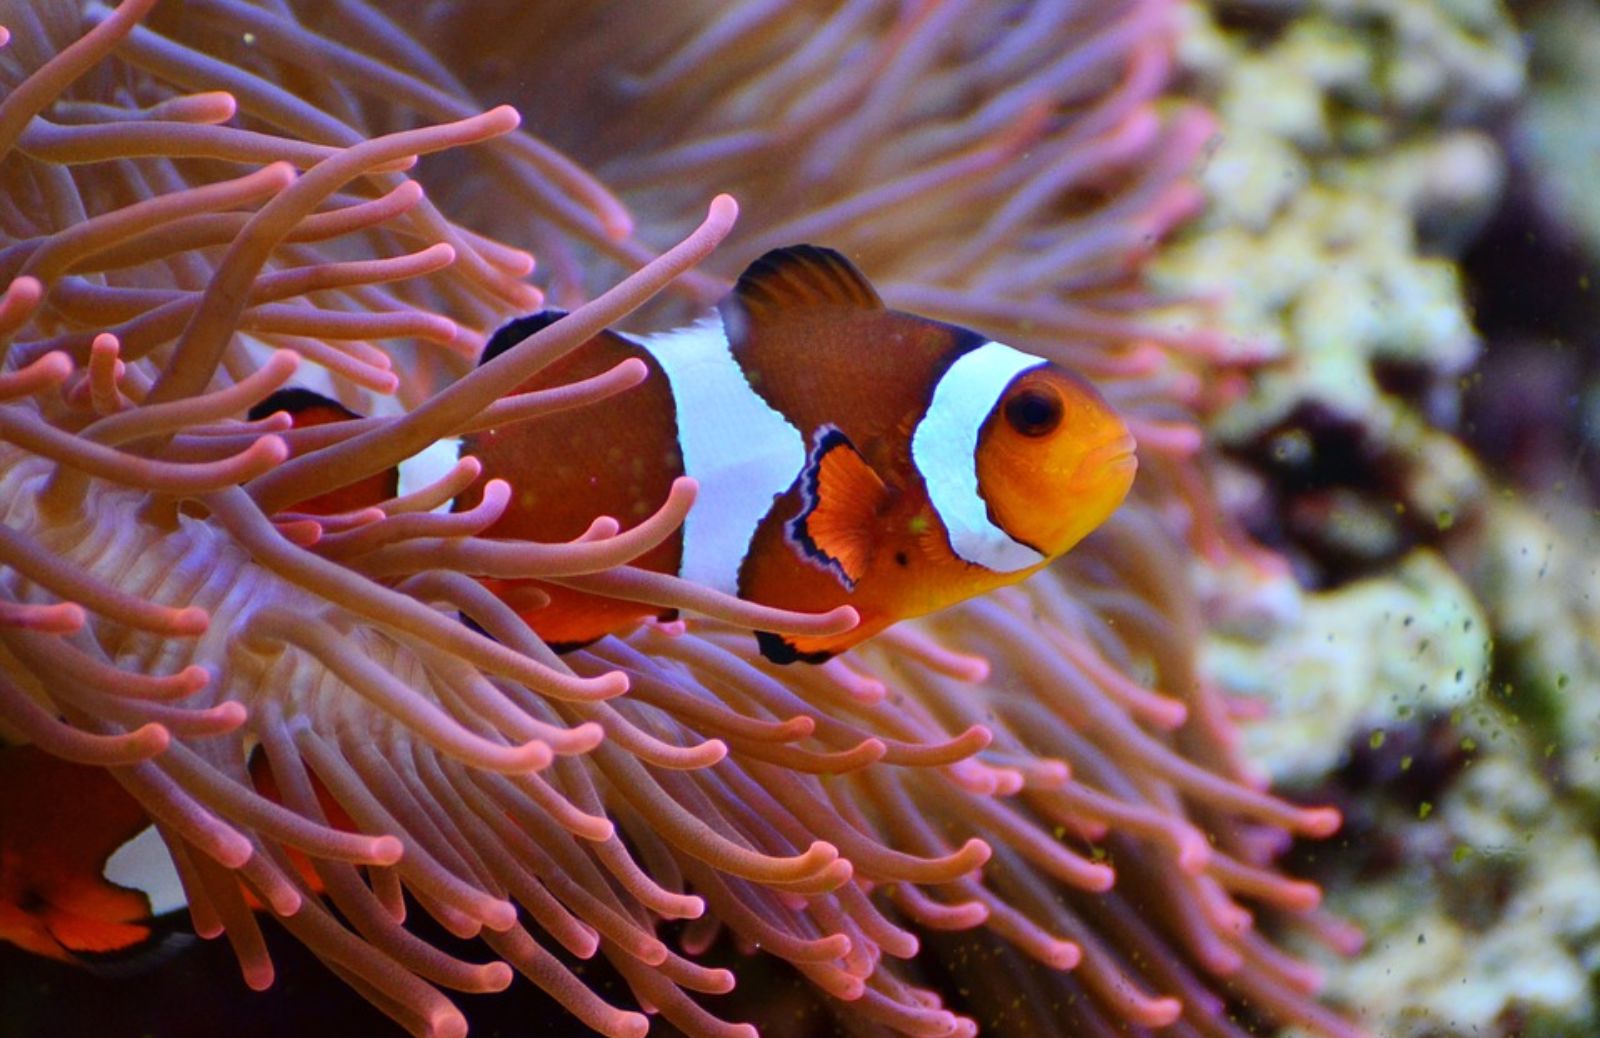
[912,340,1049,573]
[396,436,464,514]
[103,826,187,916]
[635,317,806,593]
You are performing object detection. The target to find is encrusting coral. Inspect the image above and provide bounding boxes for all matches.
[1156,0,1519,587]
[1160,2,1600,1033]
[0,1,1365,1036]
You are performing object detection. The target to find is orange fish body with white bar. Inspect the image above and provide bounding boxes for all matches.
[0,744,187,967]
[0,741,361,968]
[248,387,398,515]
[456,245,1138,662]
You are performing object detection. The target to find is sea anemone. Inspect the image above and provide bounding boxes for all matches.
[0,2,1364,1036]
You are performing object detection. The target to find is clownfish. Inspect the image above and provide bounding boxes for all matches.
[0,743,188,968]
[258,246,1136,662]
[457,245,1137,662]
[0,742,357,968]
[246,387,398,515]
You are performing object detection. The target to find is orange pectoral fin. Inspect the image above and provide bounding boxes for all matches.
[44,909,153,957]
[788,426,888,590]
[0,905,76,963]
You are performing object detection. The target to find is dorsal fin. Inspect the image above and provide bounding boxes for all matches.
[717,244,984,449]
[247,386,358,423]
[480,309,570,366]
[724,246,883,328]
[246,388,397,513]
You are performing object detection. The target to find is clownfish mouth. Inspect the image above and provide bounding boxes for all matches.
[1082,433,1140,480]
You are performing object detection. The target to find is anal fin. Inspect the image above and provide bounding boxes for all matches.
[755,630,836,665]
[479,309,569,365]
[788,426,888,590]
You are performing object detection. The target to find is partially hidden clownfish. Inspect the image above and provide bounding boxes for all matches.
[0,742,353,967]
[0,743,188,968]
[249,387,398,515]
[460,245,1137,662]
[264,245,1138,663]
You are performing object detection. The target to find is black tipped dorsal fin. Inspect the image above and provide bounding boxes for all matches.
[480,310,570,366]
[248,386,357,423]
[717,245,981,447]
[727,246,882,323]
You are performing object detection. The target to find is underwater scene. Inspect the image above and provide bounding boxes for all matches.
[1,0,1596,1036]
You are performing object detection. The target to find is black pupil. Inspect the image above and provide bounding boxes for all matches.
[1004,389,1062,437]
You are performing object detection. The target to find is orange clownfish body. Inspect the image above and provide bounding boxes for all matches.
[247,388,398,516]
[454,245,1138,662]
[0,744,188,967]
[0,742,357,968]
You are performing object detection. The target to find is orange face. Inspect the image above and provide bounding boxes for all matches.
[974,364,1138,560]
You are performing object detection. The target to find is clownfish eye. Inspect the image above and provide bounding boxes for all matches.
[1004,387,1063,438]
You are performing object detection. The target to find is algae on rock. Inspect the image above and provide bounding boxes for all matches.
[1203,549,1489,785]
[1162,0,1521,444]
[1177,4,1600,1036]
